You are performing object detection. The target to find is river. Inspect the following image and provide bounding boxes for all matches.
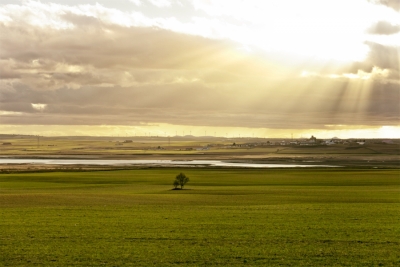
[0,159,339,168]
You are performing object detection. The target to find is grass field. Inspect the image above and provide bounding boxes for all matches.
[1,168,399,266]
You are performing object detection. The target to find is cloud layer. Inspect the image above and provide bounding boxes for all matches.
[0,0,399,134]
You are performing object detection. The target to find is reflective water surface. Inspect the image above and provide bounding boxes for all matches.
[0,159,339,168]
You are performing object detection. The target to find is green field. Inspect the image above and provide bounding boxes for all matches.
[1,168,399,266]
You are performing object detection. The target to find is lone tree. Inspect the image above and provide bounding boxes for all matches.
[173,173,189,189]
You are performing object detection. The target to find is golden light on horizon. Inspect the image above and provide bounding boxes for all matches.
[1,124,399,139]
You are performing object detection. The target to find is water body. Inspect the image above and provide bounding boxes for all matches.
[0,159,338,168]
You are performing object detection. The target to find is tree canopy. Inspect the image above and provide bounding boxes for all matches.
[173,173,189,189]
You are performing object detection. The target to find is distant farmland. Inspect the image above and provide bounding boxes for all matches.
[0,135,399,170]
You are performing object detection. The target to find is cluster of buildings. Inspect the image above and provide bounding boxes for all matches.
[224,136,369,148]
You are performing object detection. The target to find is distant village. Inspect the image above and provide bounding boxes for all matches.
[107,135,397,152]
[179,135,396,151]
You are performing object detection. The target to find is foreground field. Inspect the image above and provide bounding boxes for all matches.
[1,168,399,266]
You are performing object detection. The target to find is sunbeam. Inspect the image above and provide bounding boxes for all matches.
[0,0,398,138]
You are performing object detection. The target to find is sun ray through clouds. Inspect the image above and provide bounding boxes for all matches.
[0,0,398,138]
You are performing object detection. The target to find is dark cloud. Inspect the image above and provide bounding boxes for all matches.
[337,42,400,79]
[0,12,274,91]
[373,0,400,11]
[365,41,400,71]
[367,21,400,35]
[0,68,20,79]
[1,78,399,129]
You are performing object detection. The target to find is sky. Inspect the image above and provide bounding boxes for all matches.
[0,0,399,138]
